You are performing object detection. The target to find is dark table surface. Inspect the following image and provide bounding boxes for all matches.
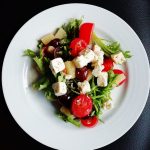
[1,0,150,150]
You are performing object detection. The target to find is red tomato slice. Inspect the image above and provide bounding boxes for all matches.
[71,94,92,118]
[113,69,126,86]
[102,58,114,72]
[79,23,94,44]
[81,116,98,128]
[113,69,124,74]
[70,38,87,57]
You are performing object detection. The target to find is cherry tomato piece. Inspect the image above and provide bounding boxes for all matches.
[79,23,94,44]
[113,69,124,74]
[81,116,98,128]
[70,38,87,57]
[113,69,126,86]
[71,94,92,118]
[102,58,114,72]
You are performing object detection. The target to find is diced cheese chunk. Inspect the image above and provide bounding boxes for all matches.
[86,69,93,81]
[73,55,88,68]
[111,52,126,64]
[60,106,72,116]
[55,28,67,39]
[52,82,67,96]
[82,49,95,64]
[97,72,108,87]
[41,33,55,45]
[93,44,104,64]
[103,100,113,110]
[64,61,76,79]
[50,58,65,75]
[92,65,104,77]
[77,80,91,94]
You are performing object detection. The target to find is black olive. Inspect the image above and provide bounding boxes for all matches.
[87,63,93,69]
[42,46,55,59]
[49,39,60,48]
[58,94,74,108]
[54,47,62,58]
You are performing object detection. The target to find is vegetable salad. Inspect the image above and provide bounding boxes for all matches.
[24,18,131,127]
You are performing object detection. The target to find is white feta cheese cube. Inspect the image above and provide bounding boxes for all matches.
[50,58,65,75]
[103,100,113,110]
[77,80,91,94]
[93,44,101,51]
[92,65,104,77]
[93,44,104,64]
[73,55,88,68]
[97,72,108,87]
[52,82,67,96]
[82,49,95,64]
[111,52,126,64]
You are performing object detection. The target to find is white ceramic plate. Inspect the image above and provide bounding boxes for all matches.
[2,4,150,150]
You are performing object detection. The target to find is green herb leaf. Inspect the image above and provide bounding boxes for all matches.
[32,77,49,90]
[62,18,83,40]
[89,70,119,112]
[122,50,132,58]
[33,56,45,74]
[92,32,132,59]
[67,116,80,127]
[23,49,36,58]
[57,113,80,127]
[58,73,66,82]
[37,41,43,49]
[44,90,56,100]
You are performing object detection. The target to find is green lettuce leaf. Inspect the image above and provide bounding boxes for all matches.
[62,18,83,40]
[33,56,45,74]
[92,32,132,58]
[32,77,50,90]
[57,113,80,127]
[44,90,56,100]
[23,49,36,58]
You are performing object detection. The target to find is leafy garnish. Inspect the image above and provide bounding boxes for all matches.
[59,39,71,60]
[89,70,119,116]
[122,50,132,58]
[44,89,56,100]
[32,77,49,90]
[58,73,66,82]
[32,76,56,100]
[57,113,80,127]
[37,41,44,49]
[33,56,45,74]
[92,32,132,58]
[62,18,83,41]
[23,49,36,58]
[66,79,80,95]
